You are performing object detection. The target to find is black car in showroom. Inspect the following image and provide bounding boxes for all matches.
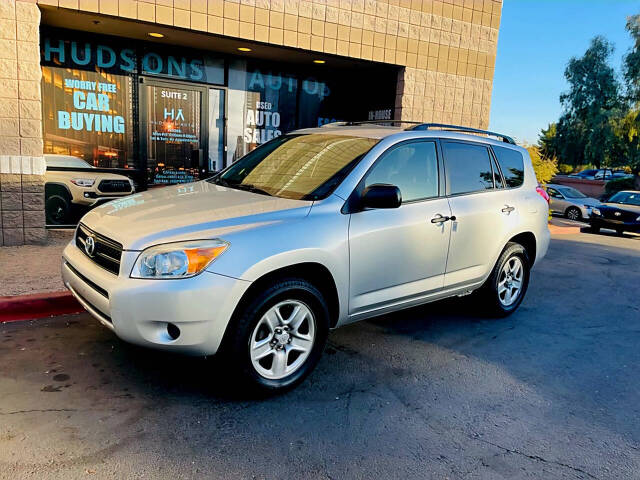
[590,190,640,235]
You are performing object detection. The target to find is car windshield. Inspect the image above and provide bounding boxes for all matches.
[45,155,94,169]
[558,186,587,198]
[608,191,640,206]
[209,134,379,200]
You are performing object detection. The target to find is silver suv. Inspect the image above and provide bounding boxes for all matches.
[62,122,550,393]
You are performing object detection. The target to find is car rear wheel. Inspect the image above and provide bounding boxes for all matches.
[477,242,530,317]
[222,278,329,394]
[566,207,582,221]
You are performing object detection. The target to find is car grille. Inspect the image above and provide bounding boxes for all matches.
[76,224,123,275]
[602,209,637,222]
[98,179,132,193]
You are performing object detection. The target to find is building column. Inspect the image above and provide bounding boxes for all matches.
[0,0,46,246]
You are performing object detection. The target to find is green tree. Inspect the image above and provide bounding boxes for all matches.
[616,14,640,187]
[538,123,558,160]
[557,36,622,168]
[526,146,558,184]
[623,14,640,103]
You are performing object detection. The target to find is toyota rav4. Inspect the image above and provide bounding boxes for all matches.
[61,123,550,393]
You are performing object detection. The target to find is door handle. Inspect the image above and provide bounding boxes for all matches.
[502,205,515,213]
[431,214,456,224]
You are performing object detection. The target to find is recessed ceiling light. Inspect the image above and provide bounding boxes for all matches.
[148,32,164,38]
[237,47,252,52]
[313,59,326,64]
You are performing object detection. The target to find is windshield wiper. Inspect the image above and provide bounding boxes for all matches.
[232,183,272,196]
[213,177,272,196]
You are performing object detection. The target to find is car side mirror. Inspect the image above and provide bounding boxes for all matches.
[361,184,402,209]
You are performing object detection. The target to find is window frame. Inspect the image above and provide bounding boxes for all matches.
[357,138,443,206]
[440,139,501,197]
[490,144,526,190]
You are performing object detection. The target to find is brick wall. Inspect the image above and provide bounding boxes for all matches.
[0,0,46,246]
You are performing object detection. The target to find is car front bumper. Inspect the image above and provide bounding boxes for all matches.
[61,240,251,356]
[590,217,640,232]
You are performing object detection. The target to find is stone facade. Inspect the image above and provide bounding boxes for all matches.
[36,0,501,128]
[1,0,46,246]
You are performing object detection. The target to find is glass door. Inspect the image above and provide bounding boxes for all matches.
[141,80,208,185]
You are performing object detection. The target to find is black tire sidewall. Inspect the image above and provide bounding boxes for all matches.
[225,279,330,393]
[45,195,70,225]
[486,243,530,316]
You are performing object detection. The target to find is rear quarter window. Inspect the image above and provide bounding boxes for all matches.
[492,146,525,188]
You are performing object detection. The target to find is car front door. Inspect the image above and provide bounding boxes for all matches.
[441,140,519,288]
[348,140,451,317]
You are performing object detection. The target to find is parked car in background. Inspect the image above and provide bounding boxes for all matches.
[45,154,135,225]
[589,190,640,235]
[61,123,550,393]
[545,184,601,221]
[569,168,631,180]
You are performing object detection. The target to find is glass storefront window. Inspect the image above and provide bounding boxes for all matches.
[41,66,134,168]
[227,60,298,165]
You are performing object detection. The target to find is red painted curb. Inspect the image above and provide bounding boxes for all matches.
[0,291,83,323]
[549,224,581,235]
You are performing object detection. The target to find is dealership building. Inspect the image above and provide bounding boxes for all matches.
[0,0,502,245]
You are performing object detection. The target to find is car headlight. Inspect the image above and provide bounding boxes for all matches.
[636,215,640,222]
[130,239,229,279]
[591,208,601,216]
[71,178,96,187]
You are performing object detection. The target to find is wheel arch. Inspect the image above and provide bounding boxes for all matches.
[507,231,536,266]
[230,262,341,329]
[45,181,72,200]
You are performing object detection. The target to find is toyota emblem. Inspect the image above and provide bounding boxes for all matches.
[614,211,622,216]
[84,235,96,257]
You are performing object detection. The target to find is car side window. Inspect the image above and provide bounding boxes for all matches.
[442,141,495,195]
[492,145,525,188]
[364,141,438,203]
[547,188,562,198]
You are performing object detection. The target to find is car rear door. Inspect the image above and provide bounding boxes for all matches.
[348,140,451,317]
[441,141,521,288]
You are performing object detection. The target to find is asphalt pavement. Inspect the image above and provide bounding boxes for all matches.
[1,229,639,479]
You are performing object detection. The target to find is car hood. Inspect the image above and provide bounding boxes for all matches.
[578,197,601,207]
[601,202,640,214]
[81,181,313,250]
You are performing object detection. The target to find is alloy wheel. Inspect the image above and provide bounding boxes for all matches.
[567,208,580,221]
[249,300,316,380]
[498,256,524,307]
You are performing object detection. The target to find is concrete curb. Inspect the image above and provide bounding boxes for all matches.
[0,291,82,323]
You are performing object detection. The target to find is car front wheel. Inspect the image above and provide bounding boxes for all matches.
[222,278,329,394]
[566,207,582,221]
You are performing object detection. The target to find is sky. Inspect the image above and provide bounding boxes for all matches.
[488,0,639,145]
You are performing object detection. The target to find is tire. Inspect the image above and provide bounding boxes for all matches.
[45,194,70,225]
[221,278,330,394]
[565,207,582,221]
[589,225,600,234]
[477,242,530,317]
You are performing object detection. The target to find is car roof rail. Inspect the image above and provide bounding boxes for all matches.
[320,120,423,128]
[407,123,516,145]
